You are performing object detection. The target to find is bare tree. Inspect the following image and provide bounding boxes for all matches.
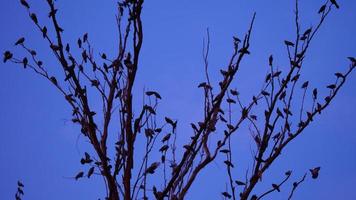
[4,0,355,199]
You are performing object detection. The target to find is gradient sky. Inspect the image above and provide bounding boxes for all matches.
[1,0,356,199]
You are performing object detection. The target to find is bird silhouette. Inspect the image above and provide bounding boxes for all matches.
[75,171,84,180]
[3,51,13,63]
[15,37,25,46]
[330,0,340,9]
[87,167,95,178]
[30,13,38,24]
[301,81,309,89]
[269,55,273,66]
[161,134,171,143]
[42,26,47,38]
[318,4,326,13]
[50,76,58,85]
[20,0,30,9]
[22,57,28,68]
[310,167,321,179]
[222,192,232,199]
[235,180,246,186]
[284,40,295,47]
[272,184,280,192]
[17,181,24,188]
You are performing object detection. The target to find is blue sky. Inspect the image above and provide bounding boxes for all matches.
[0,0,356,199]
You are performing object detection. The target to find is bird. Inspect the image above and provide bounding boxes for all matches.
[42,26,47,38]
[3,51,13,63]
[30,13,38,24]
[22,57,28,68]
[77,38,82,48]
[50,76,58,85]
[161,134,171,143]
[272,184,280,192]
[159,145,169,152]
[87,167,95,178]
[330,0,340,9]
[222,192,232,199]
[20,0,30,9]
[269,54,273,66]
[145,162,160,175]
[65,43,70,52]
[318,4,326,13]
[310,167,321,179]
[313,88,318,99]
[284,40,295,47]
[48,9,57,18]
[83,33,88,42]
[75,171,84,180]
[15,37,25,46]
[235,180,246,186]
[50,44,61,51]
[301,81,309,89]
[17,181,24,188]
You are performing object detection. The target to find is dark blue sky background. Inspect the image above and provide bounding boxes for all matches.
[1,0,356,199]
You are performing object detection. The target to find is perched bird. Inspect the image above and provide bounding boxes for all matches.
[83,33,88,42]
[22,57,28,68]
[77,38,82,48]
[161,134,171,143]
[15,37,25,46]
[87,167,95,178]
[17,181,24,188]
[145,162,160,175]
[50,44,61,51]
[310,167,321,179]
[327,84,336,90]
[30,13,38,24]
[222,192,232,199]
[20,0,30,9]
[348,57,356,67]
[318,4,326,14]
[313,88,318,99]
[65,43,70,52]
[269,54,273,66]
[284,40,295,47]
[42,26,47,38]
[75,171,84,180]
[235,180,246,186]
[159,145,169,152]
[330,0,340,9]
[301,81,309,89]
[48,9,57,18]
[50,76,58,85]
[3,51,13,63]
[101,53,107,59]
[303,28,312,38]
[272,184,280,192]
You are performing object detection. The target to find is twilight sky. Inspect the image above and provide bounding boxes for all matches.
[0,0,356,199]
